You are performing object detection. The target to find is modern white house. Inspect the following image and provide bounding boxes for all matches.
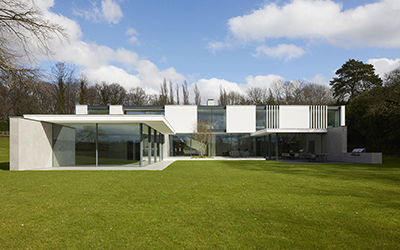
[9,101,382,170]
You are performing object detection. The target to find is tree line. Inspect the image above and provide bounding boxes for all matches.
[0,0,399,155]
[0,61,337,120]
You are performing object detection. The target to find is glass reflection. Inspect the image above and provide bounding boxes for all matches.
[97,124,140,166]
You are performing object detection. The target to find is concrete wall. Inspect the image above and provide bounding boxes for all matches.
[322,126,347,161]
[165,105,197,133]
[340,153,382,164]
[322,126,382,164]
[226,106,256,133]
[10,117,53,171]
[280,106,309,129]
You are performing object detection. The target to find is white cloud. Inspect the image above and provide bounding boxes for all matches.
[206,41,231,54]
[310,74,328,85]
[367,58,400,78]
[126,27,139,44]
[193,74,285,104]
[253,44,305,61]
[74,0,123,25]
[228,0,400,48]
[83,65,142,90]
[34,0,292,104]
[101,0,123,24]
[245,75,285,89]
[125,27,138,36]
[32,0,185,94]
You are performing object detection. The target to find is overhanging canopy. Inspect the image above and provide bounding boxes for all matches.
[23,115,176,135]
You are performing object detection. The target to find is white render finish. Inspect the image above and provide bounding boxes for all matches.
[280,106,309,129]
[10,117,53,170]
[76,105,88,115]
[226,106,256,133]
[23,114,175,135]
[164,105,197,133]
[340,105,346,126]
[109,105,124,114]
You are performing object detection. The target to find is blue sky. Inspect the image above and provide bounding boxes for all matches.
[36,0,400,103]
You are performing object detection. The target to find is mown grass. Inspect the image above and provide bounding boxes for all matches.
[0,137,9,170]
[0,137,399,249]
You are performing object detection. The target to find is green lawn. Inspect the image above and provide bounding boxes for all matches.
[0,137,399,249]
[0,137,9,170]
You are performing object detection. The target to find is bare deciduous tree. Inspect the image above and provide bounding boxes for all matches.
[175,82,179,105]
[192,120,212,157]
[0,0,66,83]
[127,86,148,105]
[158,78,168,105]
[182,80,189,105]
[193,83,201,105]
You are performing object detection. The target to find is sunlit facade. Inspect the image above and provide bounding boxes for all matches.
[11,102,382,171]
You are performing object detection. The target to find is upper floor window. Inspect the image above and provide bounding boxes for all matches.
[256,107,266,130]
[197,106,226,131]
[88,106,109,114]
[328,106,340,127]
[124,106,164,115]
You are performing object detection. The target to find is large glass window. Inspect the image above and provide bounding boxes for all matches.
[97,124,140,166]
[170,134,199,156]
[197,107,226,131]
[88,106,109,114]
[125,111,164,115]
[256,107,266,130]
[53,124,97,167]
[328,107,340,127]
[53,123,156,167]
[278,134,300,159]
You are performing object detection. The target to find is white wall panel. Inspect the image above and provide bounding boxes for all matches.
[165,105,197,133]
[340,105,346,126]
[109,105,123,114]
[226,106,256,133]
[76,105,88,114]
[280,106,309,129]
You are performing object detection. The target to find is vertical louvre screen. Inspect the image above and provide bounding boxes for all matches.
[309,106,327,129]
[266,105,279,129]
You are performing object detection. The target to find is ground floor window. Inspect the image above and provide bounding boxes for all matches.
[277,133,322,160]
[169,133,276,157]
[169,133,322,160]
[53,123,162,167]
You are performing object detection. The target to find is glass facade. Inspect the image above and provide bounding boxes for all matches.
[275,133,323,160]
[97,124,140,166]
[125,111,164,115]
[53,124,97,167]
[170,133,267,157]
[170,134,199,156]
[328,107,340,127]
[197,107,226,131]
[256,107,266,130]
[53,123,163,167]
[88,106,109,114]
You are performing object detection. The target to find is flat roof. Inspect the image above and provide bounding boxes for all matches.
[23,115,176,134]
